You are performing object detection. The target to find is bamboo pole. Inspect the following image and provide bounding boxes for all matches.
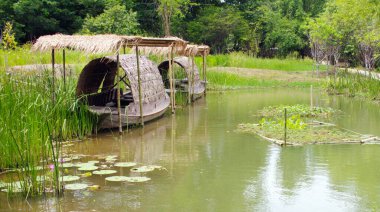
[168,44,175,113]
[51,49,55,102]
[171,45,176,112]
[62,49,66,88]
[203,52,207,95]
[284,108,287,146]
[135,46,144,126]
[310,85,313,109]
[191,56,195,101]
[116,53,123,134]
[187,57,191,104]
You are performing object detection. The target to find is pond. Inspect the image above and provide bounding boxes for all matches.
[1,88,380,211]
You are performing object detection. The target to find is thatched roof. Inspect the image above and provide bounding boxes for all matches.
[158,56,205,94]
[137,44,209,57]
[32,34,188,54]
[77,54,166,106]
[196,45,210,56]
[32,34,141,54]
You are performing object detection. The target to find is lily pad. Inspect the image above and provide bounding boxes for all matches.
[114,162,137,168]
[20,166,44,172]
[87,160,99,164]
[0,181,6,188]
[6,181,24,189]
[93,170,117,175]
[59,157,72,163]
[36,176,51,182]
[59,175,80,182]
[130,165,163,173]
[78,165,98,171]
[60,163,74,168]
[1,188,23,193]
[65,183,88,190]
[105,176,129,182]
[125,177,151,183]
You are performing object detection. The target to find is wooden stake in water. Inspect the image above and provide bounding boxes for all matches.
[168,44,175,113]
[135,46,144,127]
[284,108,287,146]
[203,52,207,95]
[310,85,313,109]
[187,56,192,104]
[116,53,123,134]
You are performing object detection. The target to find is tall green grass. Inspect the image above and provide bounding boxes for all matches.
[325,70,380,100]
[0,72,96,196]
[206,70,319,89]
[196,52,325,72]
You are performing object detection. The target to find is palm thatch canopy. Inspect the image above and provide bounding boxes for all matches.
[77,54,166,106]
[158,56,204,92]
[32,34,188,54]
[196,45,210,56]
[137,44,210,57]
[32,34,141,54]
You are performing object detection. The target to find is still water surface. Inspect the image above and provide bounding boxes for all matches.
[1,88,380,211]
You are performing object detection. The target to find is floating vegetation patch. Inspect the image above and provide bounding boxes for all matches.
[105,176,129,182]
[60,175,80,182]
[237,105,379,145]
[93,170,117,175]
[257,104,337,118]
[114,162,137,168]
[65,183,88,190]
[0,181,6,188]
[125,177,151,183]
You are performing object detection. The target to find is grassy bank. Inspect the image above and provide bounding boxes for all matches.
[206,67,323,90]
[326,70,380,101]
[0,73,95,196]
[196,52,324,72]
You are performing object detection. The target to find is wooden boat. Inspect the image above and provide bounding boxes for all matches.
[76,54,170,129]
[158,56,206,101]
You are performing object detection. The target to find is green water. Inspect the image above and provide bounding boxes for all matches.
[1,89,380,211]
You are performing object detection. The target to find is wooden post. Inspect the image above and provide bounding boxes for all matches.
[51,49,55,102]
[171,45,176,112]
[203,52,207,95]
[187,57,191,104]
[135,46,144,126]
[62,49,66,88]
[116,53,123,134]
[284,108,287,146]
[168,44,175,113]
[123,45,126,54]
[310,85,313,109]
[191,56,195,101]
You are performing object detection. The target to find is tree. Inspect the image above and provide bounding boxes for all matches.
[157,0,189,36]
[81,3,139,35]
[186,6,248,53]
[1,21,17,49]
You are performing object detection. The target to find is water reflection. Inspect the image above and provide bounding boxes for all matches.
[2,89,380,211]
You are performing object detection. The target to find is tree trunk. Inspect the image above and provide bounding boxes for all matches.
[162,4,171,36]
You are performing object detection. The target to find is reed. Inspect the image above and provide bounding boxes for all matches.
[0,71,95,196]
[325,70,380,100]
